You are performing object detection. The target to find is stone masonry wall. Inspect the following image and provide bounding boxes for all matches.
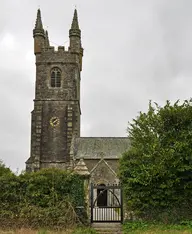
[27,49,81,171]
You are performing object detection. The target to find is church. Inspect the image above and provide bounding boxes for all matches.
[26,9,130,186]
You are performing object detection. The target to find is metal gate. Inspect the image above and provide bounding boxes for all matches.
[90,183,123,223]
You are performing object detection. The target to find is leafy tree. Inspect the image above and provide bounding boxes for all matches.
[119,100,192,221]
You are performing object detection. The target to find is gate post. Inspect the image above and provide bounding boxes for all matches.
[74,158,90,223]
[120,185,124,223]
[90,183,93,223]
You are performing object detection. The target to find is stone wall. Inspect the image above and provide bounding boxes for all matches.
[81,159,119,185]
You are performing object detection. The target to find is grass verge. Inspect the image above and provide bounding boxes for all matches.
[123,221,192,234]
[0,227,97,234]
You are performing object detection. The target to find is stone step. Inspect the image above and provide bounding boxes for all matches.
[92,223,122,234]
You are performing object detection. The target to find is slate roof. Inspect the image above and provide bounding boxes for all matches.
[73,137,131,159]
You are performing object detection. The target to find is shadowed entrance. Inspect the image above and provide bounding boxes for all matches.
[97,184,107,207]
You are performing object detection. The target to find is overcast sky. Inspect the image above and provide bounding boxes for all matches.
[1,0,192,171]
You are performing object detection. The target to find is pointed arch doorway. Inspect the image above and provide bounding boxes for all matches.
[91,183,123,223]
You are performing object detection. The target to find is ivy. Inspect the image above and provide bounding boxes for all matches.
[0,167,87,229]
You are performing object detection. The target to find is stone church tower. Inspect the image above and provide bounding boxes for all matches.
[26,9,83,171]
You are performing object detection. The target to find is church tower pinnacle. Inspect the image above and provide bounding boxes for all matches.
[33,9,44,34]
[70,9,80,30]
[33,9,45,54]
[69,10,82,50]
[45,30,50,48]
[69,9,83,70]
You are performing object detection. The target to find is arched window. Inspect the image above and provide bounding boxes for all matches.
[51,68,61,87]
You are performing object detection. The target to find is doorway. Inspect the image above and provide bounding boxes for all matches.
[97,184,107,207]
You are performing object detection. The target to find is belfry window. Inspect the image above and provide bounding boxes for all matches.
[51,68,61,87]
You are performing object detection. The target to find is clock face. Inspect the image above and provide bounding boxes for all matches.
[50,117,60,127]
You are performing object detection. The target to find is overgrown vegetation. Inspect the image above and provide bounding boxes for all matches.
[119,100,192,222]
[0,162,87,230]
